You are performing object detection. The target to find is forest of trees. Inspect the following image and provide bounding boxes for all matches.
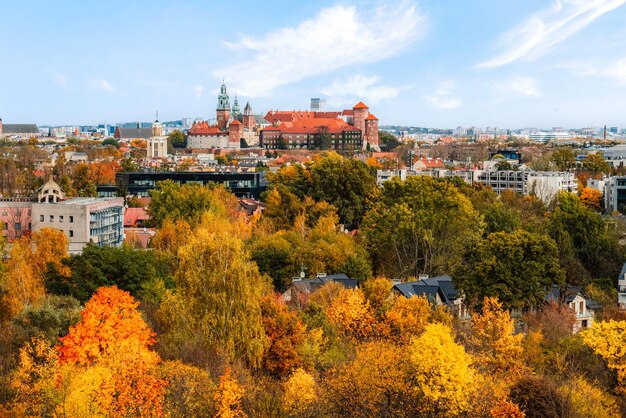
[1,152,626,417]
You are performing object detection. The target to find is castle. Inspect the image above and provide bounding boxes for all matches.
[187,82,258,150]
[187,82,380,151]
[260,102,379,151]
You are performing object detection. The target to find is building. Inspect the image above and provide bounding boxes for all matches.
[97,170,268,199]
[0,118,39,138]
[545,285,598,333]
[187,82,256,150]
[310,98,327,112]
[147,137,167,159]
[0,179,124,254]
[604,176,626,213]
[392,275,468,319]
[114,124,152,140]
[260,101,379,151]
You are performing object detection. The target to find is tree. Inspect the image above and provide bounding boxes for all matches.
[260,295,305,377]
[581,320,626,394]
[159,360,216,418]
[168,130,187,148]
[454,230,564,310]
[324,288,376,342]
[509,375,566,418]
[45,243,174,303]
[469,297,524,375]
[582,153,610,175]
[385,295,435,344]
[102,137,119,147]
[148,180,239,228]
[378,131,400,151]
[283,368,318,417]
[214,368,246,418]
[551,148,577,171]
[363,176,484,279]
[159,214,268,368]
[407,323,475,416]
[580,187,603,212]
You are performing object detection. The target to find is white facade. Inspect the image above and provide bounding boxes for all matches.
[527,172,578,202]
[187,134,230,149]
[569,294,594,333]
[147,136,168,158]
[604,176,626,213]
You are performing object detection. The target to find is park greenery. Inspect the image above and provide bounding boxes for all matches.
[1,152,626,416]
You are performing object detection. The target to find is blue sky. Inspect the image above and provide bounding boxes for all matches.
[2,0,626,128]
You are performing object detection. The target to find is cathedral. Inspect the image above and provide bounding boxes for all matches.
[187,82,258,150]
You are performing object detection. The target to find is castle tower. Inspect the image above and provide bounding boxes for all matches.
[243,101,255,130]
[228,119,243,148]
[0,118,4,136]
[216,81,231,131]
[151,111,163,137]
[352,101,369,136]
[364,113,379,150]
[232,95,240,117]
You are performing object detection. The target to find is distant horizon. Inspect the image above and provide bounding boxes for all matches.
[2,1,626,127]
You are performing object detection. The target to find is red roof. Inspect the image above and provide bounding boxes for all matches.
[229,120,242,125]
[365,113,378,121]
[188,121,222,135]
[353,102,369,109]
[124,207,150,227]
[278,117,359,134]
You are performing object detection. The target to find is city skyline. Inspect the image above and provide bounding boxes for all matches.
[2,0,626,127]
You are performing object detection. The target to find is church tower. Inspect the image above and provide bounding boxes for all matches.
[216,81,231,131]
[151,111,163,137]
[243,101,255,130]
[232,95,241,118]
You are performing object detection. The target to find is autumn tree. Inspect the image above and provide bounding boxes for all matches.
[581,320,626,394]
[550,147,577,171]
[454,230,564,310]
[260,295,305,377]
[159,360,216,418]
[214,368,246,418]
[159,214,268,368]
[582,153,610,176]
[407,323,475,415]
[469,297,524,375]
[168,130,187,148]
[57,286,167,417]
[283,368,318,417]
[385,295,438,344]
[580,187,603,212]
[324,288,376,342]
[363,176,484,279]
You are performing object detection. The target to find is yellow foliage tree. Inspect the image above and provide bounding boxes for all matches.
[407,323,475,415]
[581,320,626,394]
[490,399,525,418]
[159,360,216,418]
[324,288,376,342]
[558,376,619,418]
[214,368,246,418]
[385,295,432,344]
[362,277,394,317]
[283,368,317,417]
[470,297,524,375]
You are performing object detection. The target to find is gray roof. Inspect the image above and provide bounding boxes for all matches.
[291,274,359,294]
[2,124,39,134]
[116,127,152,139]
[393,275,454,304]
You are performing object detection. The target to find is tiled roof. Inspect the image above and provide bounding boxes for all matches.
[188,121,223,135]
[229,120,242,125]
[353,101,369,109]
[365,113,379,121]
[116,127,152,139]
[1,124,39,134]
[124,207,149,227]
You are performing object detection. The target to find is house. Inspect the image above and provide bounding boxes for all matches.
[124,207,150,227]
[544,285,597,333]
[392,275,468,319]
[618,262,626,309]
[282,273,359,305]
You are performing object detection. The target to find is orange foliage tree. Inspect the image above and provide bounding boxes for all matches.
[214,368,246,418]
[580,187,603,212]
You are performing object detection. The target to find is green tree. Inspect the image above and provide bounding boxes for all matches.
[454,230,564,310]
[551,148,577,171]
[45,243,174,303]
[363,176,484,279]
[148,180,238,228]
[582,153,610,175]
[378,131,401,151]
[102,137,119,148]
[168,130,186,148]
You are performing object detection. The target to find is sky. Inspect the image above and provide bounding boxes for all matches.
[2,0,626,129]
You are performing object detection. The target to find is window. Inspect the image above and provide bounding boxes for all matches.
[40,215,44,222]
[60,215,64,223]
[69,216,74,223]
[14,223,21,231]
[69,230,74,238]
[50,215,54,222]
[579,301,584,312]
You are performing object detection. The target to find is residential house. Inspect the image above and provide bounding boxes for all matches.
[544,285,598,333]
[392,275,468,319]
[282,273,359,307]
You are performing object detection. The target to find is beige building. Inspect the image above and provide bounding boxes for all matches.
[147,136,168,158]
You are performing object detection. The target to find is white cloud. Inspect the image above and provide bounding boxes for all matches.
[492,77,543,98]
[605,57,626,84]
[424,81,462,110]
[320,75,401,106]
[214,1,425,97]
[476,0,626,69]
[562,57,626,84]
[88,78,117,93]
[193,84,204,98]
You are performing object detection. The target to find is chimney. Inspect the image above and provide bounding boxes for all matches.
[418,274,429,281]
